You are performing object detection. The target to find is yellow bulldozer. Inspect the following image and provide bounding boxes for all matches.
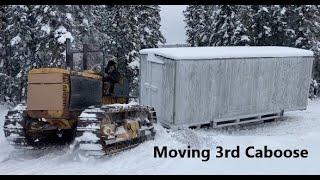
[3,39,157,155]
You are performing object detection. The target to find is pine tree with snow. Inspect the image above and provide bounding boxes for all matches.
[3,5,32,102]
[210,5,239,46]
[136,5,165,49]
[0,6,7,74]
[231,5,251,46]
[184,5,250,46]
[70,5,104,50]
[246,5,274,46]
[285,5,320,49]
[0,6,12,102]
[184,5,215,46]
[34,5,75,68]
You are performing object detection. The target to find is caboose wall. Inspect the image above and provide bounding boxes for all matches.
[174,56,313,126]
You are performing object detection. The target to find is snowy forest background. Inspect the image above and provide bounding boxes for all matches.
[0,5,320,104]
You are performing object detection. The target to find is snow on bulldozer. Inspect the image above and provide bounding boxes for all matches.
[3,39,157,156]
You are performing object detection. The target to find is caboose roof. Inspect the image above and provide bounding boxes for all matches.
[139,46,314,60]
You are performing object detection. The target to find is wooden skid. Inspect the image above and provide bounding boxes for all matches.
[188,111,283,129]
[214,112,282,128]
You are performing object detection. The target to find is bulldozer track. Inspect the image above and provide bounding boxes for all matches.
[3,103,157,156]
[75,104,156,156]
[3,104,33,149]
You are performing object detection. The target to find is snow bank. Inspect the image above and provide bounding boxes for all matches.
[140,46,314,60]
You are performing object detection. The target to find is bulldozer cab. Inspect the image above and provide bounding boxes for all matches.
[65,39,130,101]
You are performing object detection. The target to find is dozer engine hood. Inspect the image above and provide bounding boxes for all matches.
[27,68,70,113]
[26,68,102,119]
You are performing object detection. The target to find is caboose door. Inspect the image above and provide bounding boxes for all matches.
[143,59,163,121]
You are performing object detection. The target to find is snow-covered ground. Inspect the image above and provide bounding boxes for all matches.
[0,100,320,175]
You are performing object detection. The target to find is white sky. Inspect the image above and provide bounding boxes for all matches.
[160,5,187,45]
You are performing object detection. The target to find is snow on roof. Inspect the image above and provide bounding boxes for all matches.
[139,46,314,60]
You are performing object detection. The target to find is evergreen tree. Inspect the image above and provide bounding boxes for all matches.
[184,5,249,46]
[33,5,75,68]
[210,5,238,46]
[0,6,6,74]
[246,5,274,46]
[232,6,251,46]
[184,5,215,46]
[4,5,31,102]
[137,5,165,49]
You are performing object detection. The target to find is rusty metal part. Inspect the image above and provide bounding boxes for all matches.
[75,104,156,156]
[45,119,76,129]
[71,71,102,80]
[100,114,116,139]
[102,96,127,104]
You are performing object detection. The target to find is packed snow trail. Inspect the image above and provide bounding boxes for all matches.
[0,100,320,174]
